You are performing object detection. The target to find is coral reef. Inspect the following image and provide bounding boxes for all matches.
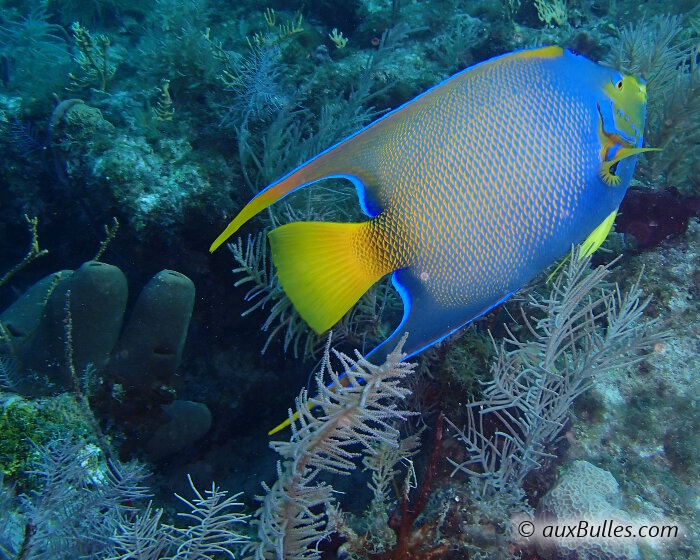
[0,260,208,461]
[536,461,639,560]
[0,0,697,558]
[0,394,94,488]
[447,254,662,500]
[616,187,700,251]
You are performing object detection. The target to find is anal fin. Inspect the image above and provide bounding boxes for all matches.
[365,269,514,365]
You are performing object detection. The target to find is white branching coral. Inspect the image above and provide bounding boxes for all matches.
[251,335,416,560]
[448,252,664,498]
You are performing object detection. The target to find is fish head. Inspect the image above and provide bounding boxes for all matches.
[600,71,647,148]
[594,68,655,187]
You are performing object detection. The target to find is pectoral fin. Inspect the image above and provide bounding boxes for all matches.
[546,209,620,283]
[579,209,617,259]
[600,146,661,186]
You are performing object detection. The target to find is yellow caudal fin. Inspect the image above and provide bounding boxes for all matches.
[269,221,393,334]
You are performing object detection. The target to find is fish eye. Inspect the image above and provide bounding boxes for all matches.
[610,72,624,91]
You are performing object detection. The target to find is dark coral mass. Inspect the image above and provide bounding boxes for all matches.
[617,187,700,250]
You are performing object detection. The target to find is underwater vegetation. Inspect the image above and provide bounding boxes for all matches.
[0,250,669,559]
[0,0,698,559]
[604,15,700,191]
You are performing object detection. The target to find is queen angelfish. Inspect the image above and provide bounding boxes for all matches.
[211,46,652,379]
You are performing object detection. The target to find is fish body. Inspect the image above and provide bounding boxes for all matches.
[211,46,650,365]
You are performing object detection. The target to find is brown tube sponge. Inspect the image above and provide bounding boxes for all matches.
[1,262,127,393]
[70,261,128,373]
[105,269,195,408]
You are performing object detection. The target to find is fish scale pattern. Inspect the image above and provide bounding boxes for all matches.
[355,52,599,308]
[211,47,646,361]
